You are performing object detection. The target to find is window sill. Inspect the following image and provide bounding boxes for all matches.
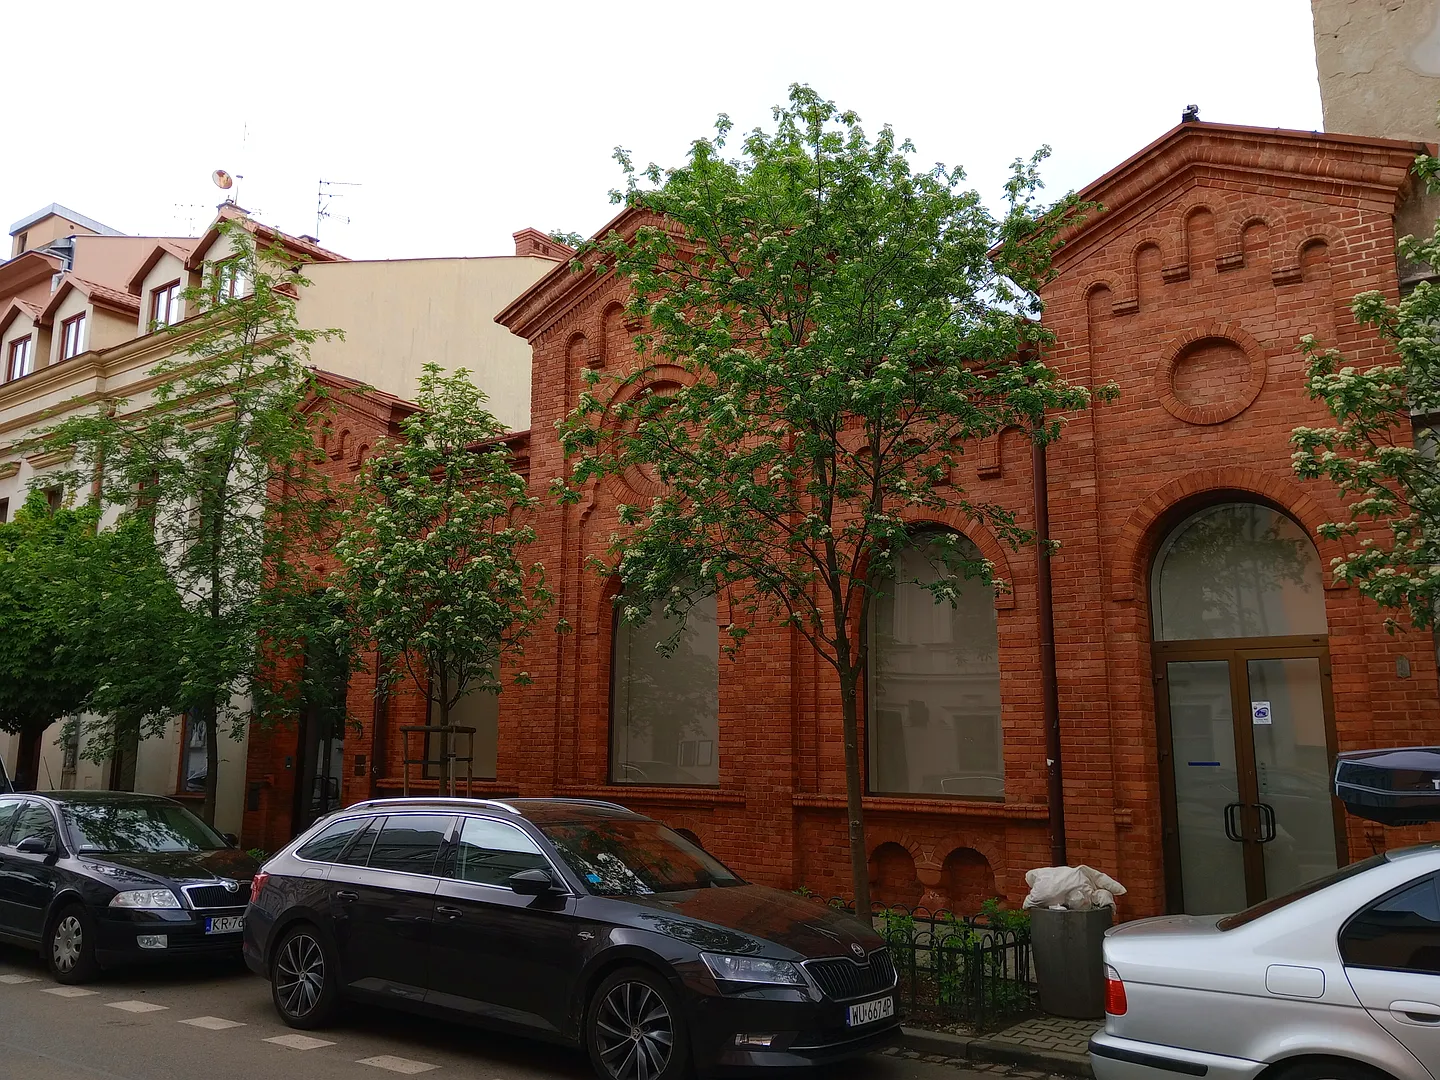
[793,793,1049,819]
[559,784,747,806]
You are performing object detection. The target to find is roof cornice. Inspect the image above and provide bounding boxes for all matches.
[1051,122,1428,276]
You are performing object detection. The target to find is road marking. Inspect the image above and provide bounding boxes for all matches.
[0,974,38,984]
[179,1016,245,1030]
[357,1055,439,1074]
[107,1000,169,1013]
[41,986,98,998]
[264,1034,335,1050]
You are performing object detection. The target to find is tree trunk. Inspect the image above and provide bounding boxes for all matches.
[839,670,871,913]
[14,724,45,791]
[436,669,452,798]
[200,695,219,826]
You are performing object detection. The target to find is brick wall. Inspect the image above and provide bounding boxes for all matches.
[247,124,1440,918]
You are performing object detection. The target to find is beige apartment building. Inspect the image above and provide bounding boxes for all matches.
[0,202,563,833]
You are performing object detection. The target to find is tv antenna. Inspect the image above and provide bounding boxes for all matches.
[316,179,361,240]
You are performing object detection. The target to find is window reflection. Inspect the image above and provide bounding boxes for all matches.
[867,533,1003,798]
[610,592,719,786]
[1152,503,1326,641]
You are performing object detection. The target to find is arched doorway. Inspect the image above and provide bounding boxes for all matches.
[1151,501,1343,914]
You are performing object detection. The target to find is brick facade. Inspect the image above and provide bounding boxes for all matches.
[244,122,1440,919]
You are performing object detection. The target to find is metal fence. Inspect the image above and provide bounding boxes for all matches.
[820,899,1035,1029]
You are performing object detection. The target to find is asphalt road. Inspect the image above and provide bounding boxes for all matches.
[0,944,984,1080]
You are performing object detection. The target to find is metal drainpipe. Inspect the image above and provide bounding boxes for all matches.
[1033,437,1067,867]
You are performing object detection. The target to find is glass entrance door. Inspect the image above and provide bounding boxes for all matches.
[1157,643,1341,914]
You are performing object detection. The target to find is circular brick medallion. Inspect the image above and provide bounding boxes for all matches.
[1157,327,1266,425]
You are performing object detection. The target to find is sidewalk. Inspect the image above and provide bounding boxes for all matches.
[896,1016,1101,1077]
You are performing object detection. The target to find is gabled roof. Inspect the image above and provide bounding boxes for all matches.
[38,274,140,325]
[0,298,43,337]
[1050,120,1429,275]
[9,203,123,238]
[126,239,199,293]
[495,204,678,341]
[0,249,63,295]
[186,204,347,271]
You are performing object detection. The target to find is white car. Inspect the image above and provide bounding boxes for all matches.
[1092,843,1440,1080]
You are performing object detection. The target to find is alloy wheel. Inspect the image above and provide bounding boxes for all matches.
[275,933,326,1019]
[52,915,83,974]
[593,980,674,1080]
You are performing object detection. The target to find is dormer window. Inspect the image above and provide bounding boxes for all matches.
[215,258,247,301]
[6,336,32,381]
[60,313,87,360]
[150,280,182,328]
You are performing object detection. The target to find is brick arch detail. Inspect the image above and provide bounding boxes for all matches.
[1155,320,1267,426]
[1114,236,1173,313]
[896,507,1017,610]
[864,826,1006,906]
[1272,219,1346,285]
[1109,466,1347,601]
[976,424,1027,479]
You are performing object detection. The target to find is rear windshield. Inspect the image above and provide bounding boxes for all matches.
[1217,855,1387,930]
[541,818,742,896]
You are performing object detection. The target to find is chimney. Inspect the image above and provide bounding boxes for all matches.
[512,228,574,261]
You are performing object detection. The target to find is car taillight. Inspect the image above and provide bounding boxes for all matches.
[1104,964,1127,1016]
[249,871,269,905]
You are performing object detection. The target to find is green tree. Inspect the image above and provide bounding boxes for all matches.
[334,364,552,796]
[0,492,180,790]
[1292,148,1440,632]
[41,220,347,823]
[559,86,1106,910]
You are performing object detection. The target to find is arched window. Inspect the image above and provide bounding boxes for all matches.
[610,592,719,786]
[867,532,1003,798]
[1151,502,1326,641]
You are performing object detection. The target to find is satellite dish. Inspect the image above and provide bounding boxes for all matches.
[212,169,234,191]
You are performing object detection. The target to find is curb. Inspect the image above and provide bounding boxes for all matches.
[899,1026,1093,1078]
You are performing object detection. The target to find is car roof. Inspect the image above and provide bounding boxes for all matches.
[13,790,184,807]
[335,796,649,826]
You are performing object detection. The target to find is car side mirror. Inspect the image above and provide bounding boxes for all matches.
[508,868,559,896]
[16,835,53,856]
[222,833,239,848]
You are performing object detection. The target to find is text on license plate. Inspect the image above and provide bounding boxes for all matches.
[846,995,894,1027]
[205,915,245,935]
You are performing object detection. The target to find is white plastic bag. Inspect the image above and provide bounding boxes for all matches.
[1023,865,1127,909]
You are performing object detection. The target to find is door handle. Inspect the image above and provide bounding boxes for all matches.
[1255,803,1277,844]
[1390,1000,1440,1024]
[1223,803,1244,842]
[436,905,463,919]
[334,890,358,902]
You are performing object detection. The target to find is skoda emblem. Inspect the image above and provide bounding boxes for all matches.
[850,942,865,959]
[221,878,239,894]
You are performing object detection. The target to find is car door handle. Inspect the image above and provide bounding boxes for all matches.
[436,905,463,919]
[334,890,358,902]
[1391,1000,1440,1024]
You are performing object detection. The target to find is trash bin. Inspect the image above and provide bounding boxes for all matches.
[1029,906,1113,1019]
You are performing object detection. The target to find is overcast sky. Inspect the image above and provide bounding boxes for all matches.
[3,1,1322,261]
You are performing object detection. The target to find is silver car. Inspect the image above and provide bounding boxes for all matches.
[1091,843,1440,1080]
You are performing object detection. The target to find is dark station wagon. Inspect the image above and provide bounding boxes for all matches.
[245,797,900,1079]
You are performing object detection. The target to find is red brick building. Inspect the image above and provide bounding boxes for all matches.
[245,121,1440,920]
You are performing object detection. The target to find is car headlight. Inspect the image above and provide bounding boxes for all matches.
[701,952,806,986]
[109,889,182,910]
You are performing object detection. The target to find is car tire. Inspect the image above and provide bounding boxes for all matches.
[585,965,691,1080]
[46,903,101,984]
[269,924,340,1029]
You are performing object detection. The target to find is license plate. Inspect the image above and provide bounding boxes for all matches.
[205,915,245,935]
[846,995,894,1027]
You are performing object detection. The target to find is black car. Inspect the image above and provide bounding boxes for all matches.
[0,790,259,983]
[244,797,899,1079]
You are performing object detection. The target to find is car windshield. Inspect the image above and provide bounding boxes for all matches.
[542,818,743,896]
[1217,854,1388,930]
[63,801,227,854]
